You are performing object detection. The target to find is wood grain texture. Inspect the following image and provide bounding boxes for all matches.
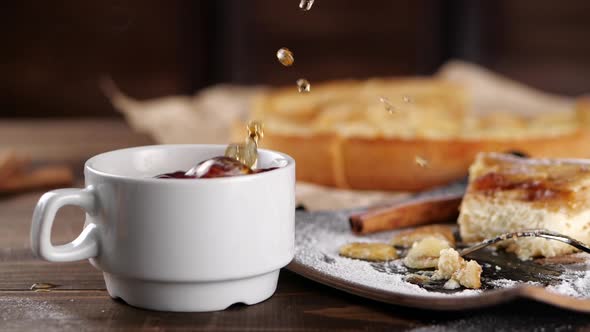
[0,119,153,162]
[0,165,74,193]
[1,119,590,331]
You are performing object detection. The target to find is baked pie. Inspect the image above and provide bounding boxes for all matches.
[244,78,590,191]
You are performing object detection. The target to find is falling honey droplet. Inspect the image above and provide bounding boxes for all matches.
[31,283,58,291]
[276,48,294,67]
[415,156,429,168]
[297,78,311,93]
[379,96,396,114]
[299,0,315,11]
[247,120,264,144]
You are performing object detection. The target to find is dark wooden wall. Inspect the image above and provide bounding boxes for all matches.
[1,0,589,117]
[211,0,443,84]
[0,1,206,117]
[483,1,590,95]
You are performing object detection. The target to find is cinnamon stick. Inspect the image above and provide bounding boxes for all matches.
[0,165,74,193]
[0,150,29,179]
[349,192,463,234]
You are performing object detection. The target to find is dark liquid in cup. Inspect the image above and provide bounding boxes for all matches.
[155,156,278,179]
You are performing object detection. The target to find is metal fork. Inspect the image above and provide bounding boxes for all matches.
[459,229,590,257]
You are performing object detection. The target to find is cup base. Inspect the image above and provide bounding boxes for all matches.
[103,270,280,312]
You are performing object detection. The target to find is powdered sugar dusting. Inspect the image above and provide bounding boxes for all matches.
[546,256,590,298]
[487,278,541,288]
[294,210,481,298]
[486,278,520,288]
[294,210,590,300]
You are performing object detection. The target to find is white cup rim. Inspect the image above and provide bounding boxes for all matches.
[84,144,295,185]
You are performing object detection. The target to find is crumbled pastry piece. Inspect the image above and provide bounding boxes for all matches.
[391,225,455,248]
[443,278,461,290]
[339,242,398,262]
[459,152,590,260]
[405,273,431,285]
[433,248,463,280]
[403,237,451,269]
[432,248,482,289]
[456,260,483,289]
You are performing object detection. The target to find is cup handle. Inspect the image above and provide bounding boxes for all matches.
[31,187,99,262]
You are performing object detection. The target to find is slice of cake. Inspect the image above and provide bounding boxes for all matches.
[458,152,590,260]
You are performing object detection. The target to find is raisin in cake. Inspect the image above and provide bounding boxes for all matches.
[458,152,590,260]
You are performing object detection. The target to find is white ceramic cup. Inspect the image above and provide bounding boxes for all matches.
[31,144,295,312]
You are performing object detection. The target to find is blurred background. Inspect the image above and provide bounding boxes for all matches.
[1,0,589,117]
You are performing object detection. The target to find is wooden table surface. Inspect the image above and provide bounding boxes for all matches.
[1,119,590,332]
